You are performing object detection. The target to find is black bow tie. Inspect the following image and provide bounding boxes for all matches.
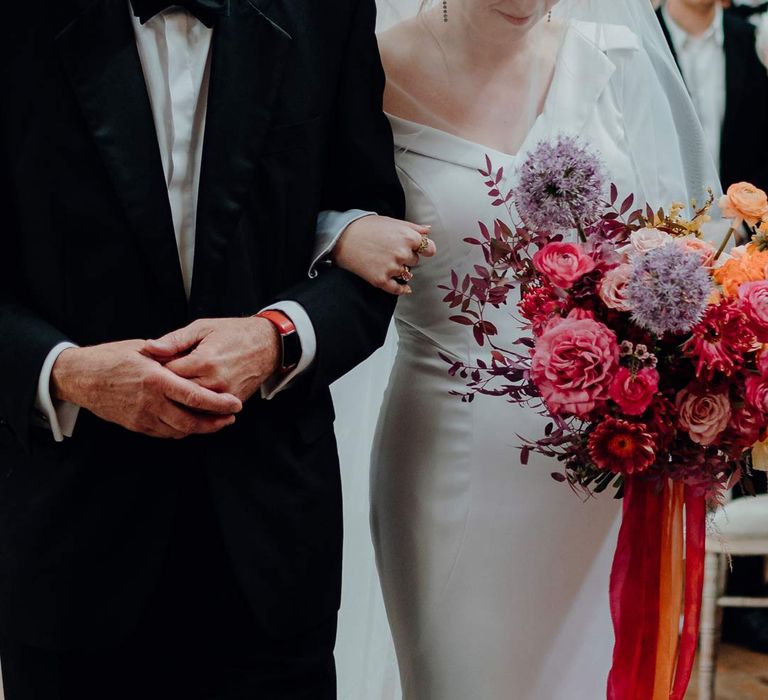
[131,0,229,28]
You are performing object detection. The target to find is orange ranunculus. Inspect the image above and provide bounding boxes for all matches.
[718,182,768,228]
[714,243,768,296]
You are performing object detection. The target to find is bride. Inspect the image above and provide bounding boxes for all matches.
[328,0,719,697]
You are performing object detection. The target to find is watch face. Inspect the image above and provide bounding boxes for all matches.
[282,331,302,371]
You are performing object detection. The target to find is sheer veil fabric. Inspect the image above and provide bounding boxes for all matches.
[376,0,720,209]
[333,2,720,698]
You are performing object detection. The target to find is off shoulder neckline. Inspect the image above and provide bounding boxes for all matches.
[385,20,634,170]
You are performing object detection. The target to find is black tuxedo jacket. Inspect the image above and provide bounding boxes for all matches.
[657,8,768,194]
[728,3,768,21]
[0,0,404,650]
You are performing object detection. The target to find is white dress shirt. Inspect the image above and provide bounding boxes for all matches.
[662,5,727,170]
[35,4,368,441]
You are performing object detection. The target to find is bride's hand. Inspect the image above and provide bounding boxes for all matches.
[332,215,436,295]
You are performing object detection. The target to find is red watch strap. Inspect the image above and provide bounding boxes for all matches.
[256,310,296,335]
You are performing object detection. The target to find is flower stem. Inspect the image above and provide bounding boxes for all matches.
[569,205,587,243]
[714,227,735,261]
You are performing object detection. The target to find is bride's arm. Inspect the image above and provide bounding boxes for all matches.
[319,214,436,295]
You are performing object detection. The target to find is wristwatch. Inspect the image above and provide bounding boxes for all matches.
[256,310,301,375]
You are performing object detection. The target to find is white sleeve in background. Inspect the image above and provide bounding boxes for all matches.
[310,209,376,278]
[35,342,81,442]
[260,301,317,399]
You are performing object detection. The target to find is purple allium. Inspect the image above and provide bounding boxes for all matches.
[626,243,712,336]
[513,136,605,231]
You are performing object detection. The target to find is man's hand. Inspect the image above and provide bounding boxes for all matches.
[51,340,243,439]
[143,317,281,402]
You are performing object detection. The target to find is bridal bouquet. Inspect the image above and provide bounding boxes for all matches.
[441,137,768,700]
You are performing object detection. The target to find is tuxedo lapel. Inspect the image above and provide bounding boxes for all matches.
[723,14,748,136]
[189,0,292,311]
[55,0,187,319]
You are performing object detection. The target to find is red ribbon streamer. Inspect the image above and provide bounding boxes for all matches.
[670,487,706,700]
[606,478,707,700]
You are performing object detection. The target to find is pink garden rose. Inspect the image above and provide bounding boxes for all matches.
[678,236,716,268]
[620,228,671,256]
[676,385,732,446]
[609,366,659,416]
[599,264,633,311]
[739,281,768,342]
[533,242,597,289]
[531,317,619,417]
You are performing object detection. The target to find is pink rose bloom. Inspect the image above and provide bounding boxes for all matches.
[533,242,597,289]
[609,366,659,416]
[746,374,768,414]
[676,385,732,446]
[599,264,633,311]
[739,281,768,342]
[620,228,671,256]
[531,317,619,417]
[678,236,716,268]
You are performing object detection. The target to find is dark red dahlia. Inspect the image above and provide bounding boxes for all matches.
[643,396,676,453]
[518,282,570,336]
[683,301,756,381]
[721,402,764,454]
[587,418,656,474]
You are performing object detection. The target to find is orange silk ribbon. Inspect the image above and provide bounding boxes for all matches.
[652,481,685,699]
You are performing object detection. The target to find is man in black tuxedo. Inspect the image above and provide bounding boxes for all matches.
[0,0,406,697]
[657,0,768,196]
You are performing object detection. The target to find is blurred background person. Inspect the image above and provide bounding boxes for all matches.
[658,0,768,197]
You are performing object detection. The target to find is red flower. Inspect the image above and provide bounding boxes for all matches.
[518,282,570,337]
[609,366,659,416]
[644,396,676,452]
[746,375,768,415]
[758,349,768,378]
[587,418,657,474]
[683,301,756,380]
[722,403,763,453]
[738,281,768,341]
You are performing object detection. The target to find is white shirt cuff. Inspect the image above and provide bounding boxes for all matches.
[260,301,316,399]
[34,342,81,442]
[310,209,376,278]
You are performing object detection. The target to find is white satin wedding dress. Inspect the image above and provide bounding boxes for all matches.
[367,23,672,700]
[334,12,716,698]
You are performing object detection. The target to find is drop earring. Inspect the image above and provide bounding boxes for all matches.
[442,0,448,23]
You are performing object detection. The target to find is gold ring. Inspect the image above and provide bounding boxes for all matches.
[417,235,430,253]
[400,265,414,282]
